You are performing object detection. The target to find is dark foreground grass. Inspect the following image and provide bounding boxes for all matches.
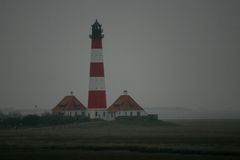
[0,119,240,160]
[1,149,240,160]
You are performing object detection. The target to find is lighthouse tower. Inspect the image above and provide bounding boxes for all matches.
[87,20,107,119]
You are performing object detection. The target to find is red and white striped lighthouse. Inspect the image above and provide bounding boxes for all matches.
[88,20,107,119]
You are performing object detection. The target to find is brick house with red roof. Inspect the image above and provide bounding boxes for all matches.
[107,90,148,120]
[52,92,86,116]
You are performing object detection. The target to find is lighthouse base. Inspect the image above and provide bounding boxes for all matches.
[87,109,108,120]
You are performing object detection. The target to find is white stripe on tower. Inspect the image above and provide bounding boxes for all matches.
[89,77,105,90]
[90,49,103,62]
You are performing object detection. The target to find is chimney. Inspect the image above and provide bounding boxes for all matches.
[123,90,128,95]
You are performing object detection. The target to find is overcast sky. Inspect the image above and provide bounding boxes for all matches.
[0,0,240,116]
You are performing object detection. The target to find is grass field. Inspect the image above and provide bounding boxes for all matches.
[0,119,240,160]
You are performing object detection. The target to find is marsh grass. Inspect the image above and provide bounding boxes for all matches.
[0,119,240,159]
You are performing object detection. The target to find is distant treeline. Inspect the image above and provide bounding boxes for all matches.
[0,112,89,129]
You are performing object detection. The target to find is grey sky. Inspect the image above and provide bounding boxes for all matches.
[0,0,240,116]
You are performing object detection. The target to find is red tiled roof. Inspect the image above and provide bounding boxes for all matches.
[107,95,144,112]
[52,95,86,113]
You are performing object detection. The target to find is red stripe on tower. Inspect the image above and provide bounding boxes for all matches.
[91,39,102,48]
[88,91,106,108]
[90,63,104,77]
[88,20,107,109]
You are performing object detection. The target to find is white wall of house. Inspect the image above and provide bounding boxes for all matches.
[106,110,148,121]
[63,110,86,117]
[61,109,148,121]
[115,110,148,117]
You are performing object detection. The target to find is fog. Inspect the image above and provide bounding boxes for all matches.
[0,0,240,118]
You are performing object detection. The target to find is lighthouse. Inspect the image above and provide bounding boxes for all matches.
[51,20,151,120]
[87,20,107,119]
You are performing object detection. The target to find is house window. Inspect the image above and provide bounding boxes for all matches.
[125,112,127,116]
[130,112,133,117]
[103,112,105,117]
[69,112,72,116]
[137,112,140,116]
[95,112,98,117]
[82,112,85,116]
[75,112,77,116]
